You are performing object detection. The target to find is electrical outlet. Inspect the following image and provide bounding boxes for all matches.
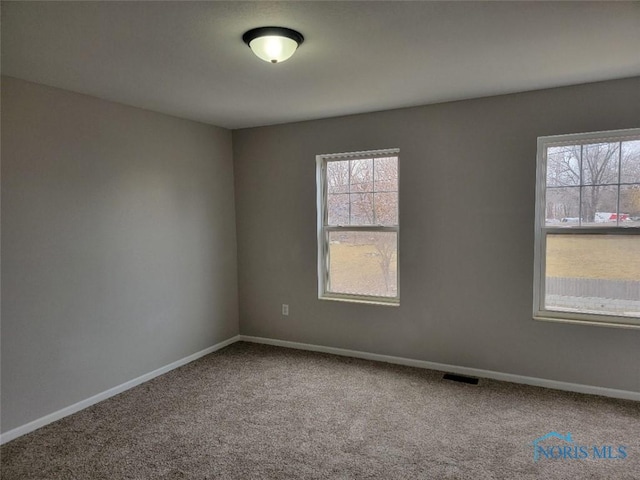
[282,304,289,316]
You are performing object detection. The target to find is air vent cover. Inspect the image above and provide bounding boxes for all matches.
[443,373,479,385]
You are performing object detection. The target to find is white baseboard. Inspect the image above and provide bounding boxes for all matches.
[4,333,637,444]
[0,335,241,445]
[239,335,640,402]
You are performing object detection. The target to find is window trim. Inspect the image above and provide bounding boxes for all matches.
[316,148,400,305]
[533,128,640,329]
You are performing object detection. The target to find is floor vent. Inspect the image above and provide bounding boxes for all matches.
[443,373,479,385]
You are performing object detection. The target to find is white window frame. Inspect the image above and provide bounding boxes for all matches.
[533,128,640,329]
[316,148,400,306]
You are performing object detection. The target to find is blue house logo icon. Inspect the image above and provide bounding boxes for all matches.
[531,432,573,462]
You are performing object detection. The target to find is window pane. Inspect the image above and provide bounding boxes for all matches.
[545,186,579,226]
[580,185,618,226]
[547,146,580,187]
[374,192,398,225]
[327,161,349,194]
[621,140,640,183]
[327,194,349,225]
[350,158,373,193]
[545,234,640,318]
[582,142,619,185]
[350,192,374,225]
[620,185,640,227]
[374,157,398,192]
[328,231,397,298]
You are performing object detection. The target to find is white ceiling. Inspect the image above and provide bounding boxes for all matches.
[2,1,639,129]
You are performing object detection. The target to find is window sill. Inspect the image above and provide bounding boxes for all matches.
[533,314,640,330]
[319,295,400,307]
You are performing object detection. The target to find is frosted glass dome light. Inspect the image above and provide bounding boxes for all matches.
[243,27,304,64]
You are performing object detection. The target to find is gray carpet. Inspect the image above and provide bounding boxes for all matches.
[1,342,639,479]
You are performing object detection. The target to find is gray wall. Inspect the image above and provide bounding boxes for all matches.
[1,77,239,432]
[233,77,640,393]
[2,75,638,435]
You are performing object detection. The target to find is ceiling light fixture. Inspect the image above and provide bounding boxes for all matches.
[242,26,304,64]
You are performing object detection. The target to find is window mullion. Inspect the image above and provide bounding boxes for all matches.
[348,160,352,225]
[372,158,376,225]
[616,141,622,227]
[579,144,583,227]
[326,225,397,233]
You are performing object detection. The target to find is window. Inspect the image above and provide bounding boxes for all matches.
[534,128,640,328]
[317,149,399,305]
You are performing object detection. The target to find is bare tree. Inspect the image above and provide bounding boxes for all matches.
[580,143,619,222]
[546,141,637,223]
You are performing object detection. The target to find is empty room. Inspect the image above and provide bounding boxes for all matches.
[1,1,639,479]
